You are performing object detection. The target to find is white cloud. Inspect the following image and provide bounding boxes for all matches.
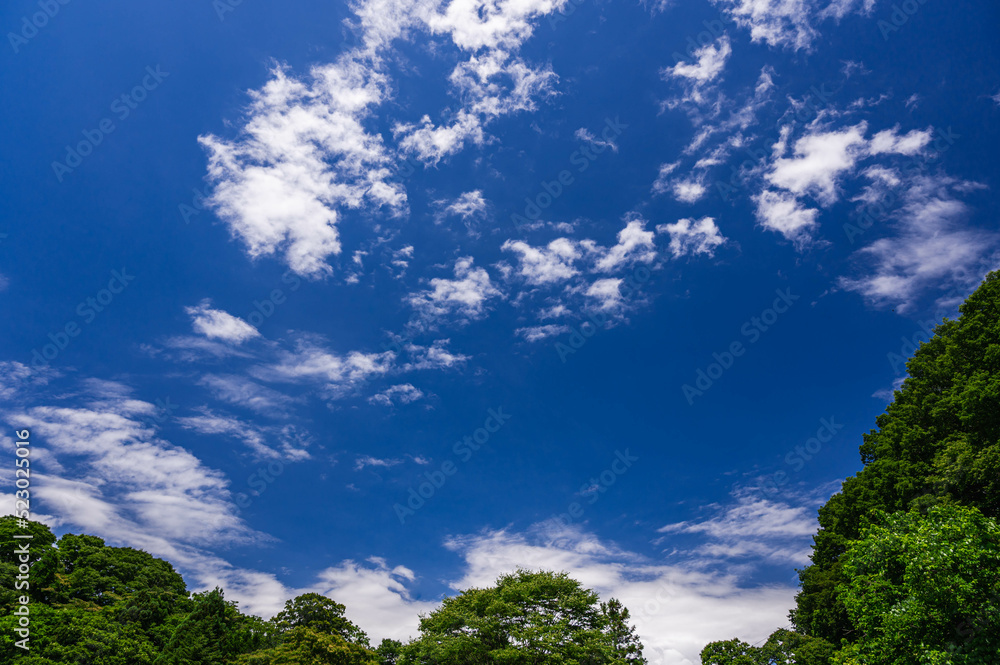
[369,383,425,406]
[438,190,488,221]
[766,123,868,205]
[0,361,57,401]
[711,0,876,51]
[839,175,998,312]
[661,36,732,111]
[574,127,619,153]
[253,338,395,398]
[657,217,727,258]
[672,180,708,203]
[6,380,815,665]
[394,111,487,165]
[186,300,261,344]
[652,161,680,195]
[652,164,708,204]
[657,489,818,566]
[595,218,657,272]
[515,324,571,342]
[585,278,624,310]
[154,335,256,362]
[311,558,438,642]
[872,376,906,401]
[752,189,819,248]
[200,58,406,278]
[177,409,311,461]
[408,256,503,329]
[199,374,295,416]
[867,126,933,157]
[502,238,581,285]
[664,36,731,84]
[354,455,404,470]
[400,339,470,371]
[6,399,260,548]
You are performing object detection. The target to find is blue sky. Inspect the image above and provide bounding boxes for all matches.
[2,0,999,662]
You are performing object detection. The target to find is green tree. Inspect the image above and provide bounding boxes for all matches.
[272,592,370,647]
[832,505,1000,664]
[793,271,1000,643]
[0,604,159,665]
[375,638,404,665]
[699,637,764,665]
[760,629,835,665]
[0,517,58,607]
[236,626,378,665]
[699,629,836,665]
[601,599,645,664]
[401,569,646,664]
[155,588,268,665]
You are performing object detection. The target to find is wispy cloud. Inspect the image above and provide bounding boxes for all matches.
[407,257,503,330]
[186,300,261,343]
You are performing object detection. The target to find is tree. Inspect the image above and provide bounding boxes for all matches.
[833,505,1000,664]
[272,592,370,647]
[375,638,404,665]
[601,599,645,664]
[699,638,764,665]
[155,588,268,665]
[236,627,377,665]
[699,629,835,665]
[0,604,159,665]
[793,271,1000,643]
[401,569,646,664]
[0,517,58,607]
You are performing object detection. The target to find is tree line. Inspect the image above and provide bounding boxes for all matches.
[3,271,999,664]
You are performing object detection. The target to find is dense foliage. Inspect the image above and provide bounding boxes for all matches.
[399,570,646,665]
[702,273,1000,664]
[0,523,644,664]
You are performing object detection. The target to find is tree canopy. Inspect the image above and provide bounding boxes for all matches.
[399,569,646,665]
[701,273,1000,663]
[0,520,645,665]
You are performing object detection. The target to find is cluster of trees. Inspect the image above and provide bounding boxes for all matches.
[0,519,647,664]
[702,272,1000,663]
